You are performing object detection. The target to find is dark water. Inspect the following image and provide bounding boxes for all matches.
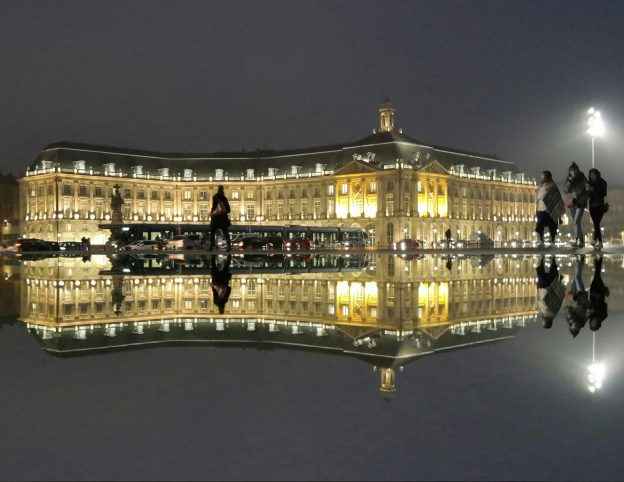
[1,252,623,480]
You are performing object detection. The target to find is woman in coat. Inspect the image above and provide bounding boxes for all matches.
[535,170,564,247]
[564,162,589,248]
[586,168,608,250]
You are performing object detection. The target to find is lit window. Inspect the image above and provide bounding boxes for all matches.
[327,185,335,196]
[368,181,377,194]
[340,184,348,195]
[232,191,240,200]
[183,191,193,201]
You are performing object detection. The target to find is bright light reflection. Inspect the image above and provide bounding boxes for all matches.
[587,362,606,393]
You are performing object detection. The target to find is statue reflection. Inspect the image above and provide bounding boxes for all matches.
[536,255,564,329]
[111,274,125,316]
[211,254,232,314]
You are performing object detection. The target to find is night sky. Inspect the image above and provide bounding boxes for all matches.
[1,0,623,182]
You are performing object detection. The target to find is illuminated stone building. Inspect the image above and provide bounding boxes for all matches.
[21,253,538,394]
[20,101,536,246]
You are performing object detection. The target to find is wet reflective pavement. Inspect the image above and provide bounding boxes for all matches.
[1,252,623,480]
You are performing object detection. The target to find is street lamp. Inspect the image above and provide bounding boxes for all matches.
[586,107,605,168]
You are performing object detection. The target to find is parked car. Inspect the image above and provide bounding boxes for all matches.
[506,239,523,248]
[393,239,421,251]
[122,240,163,251]
[166,235,203,250]
[235,236,284,250]
[59,241,85,251]
[284,237,312,251]
[16,238,59,252]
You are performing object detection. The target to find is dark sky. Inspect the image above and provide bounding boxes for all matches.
[1,0,623,182]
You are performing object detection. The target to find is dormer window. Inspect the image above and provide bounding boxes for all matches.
[103,163,116,175]
[158,168,170,177]
[41,160,54,170]
[246,169,255,180]
[183,169,193,179]
[471,167,480,176]
[73,160,86,171]
[291,165,301,175]
[267,167,276,177]
[133,165,144,176]
[315,163,325,173]
[215,169,224,180]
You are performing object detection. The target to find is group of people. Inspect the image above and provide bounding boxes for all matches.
[536,162,608,249]
[537,254,609,337]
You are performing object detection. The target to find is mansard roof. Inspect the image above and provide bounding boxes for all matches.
[30,129,519,178]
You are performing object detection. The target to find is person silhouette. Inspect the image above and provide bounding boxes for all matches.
[211,254,232,314]
[209,185,232,251]
[566,255,589,337]
[536,255,565,329]
[588,255,609,331]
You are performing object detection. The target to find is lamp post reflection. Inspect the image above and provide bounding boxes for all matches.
[587,333,606,394]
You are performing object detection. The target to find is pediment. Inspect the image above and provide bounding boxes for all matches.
[334,159,380,176]
[416,160,449,175]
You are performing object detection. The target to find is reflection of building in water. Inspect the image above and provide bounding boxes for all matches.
[21,255,539,395]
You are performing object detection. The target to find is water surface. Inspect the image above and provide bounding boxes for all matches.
[1,252,623,480]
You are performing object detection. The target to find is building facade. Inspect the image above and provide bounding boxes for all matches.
[19,102,536,246]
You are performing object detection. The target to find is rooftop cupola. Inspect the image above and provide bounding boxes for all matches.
[378,98,396,133]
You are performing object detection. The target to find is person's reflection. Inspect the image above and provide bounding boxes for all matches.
[566,255,589,338]
[211,254,232,314]
[445,257,453,272]
[588,255,609,332]
[536,255,564,329]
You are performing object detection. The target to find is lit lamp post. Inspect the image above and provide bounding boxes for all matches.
[586,108,605,169]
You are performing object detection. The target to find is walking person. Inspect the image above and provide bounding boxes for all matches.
[563,162,589,248]
[535,170,564,248]
[209,185,231,251]
[586,168,608,250]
